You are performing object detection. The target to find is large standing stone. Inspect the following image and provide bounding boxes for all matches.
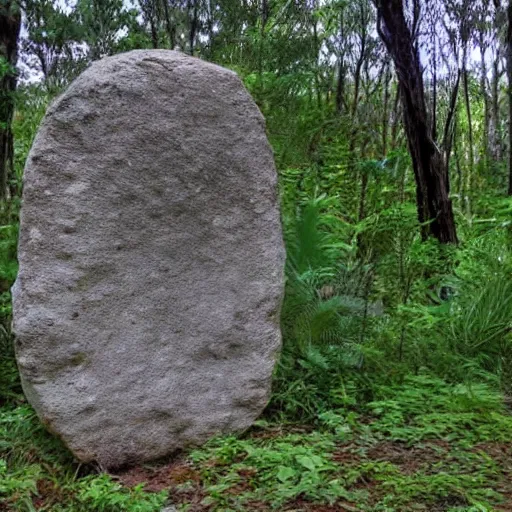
[13,50,284,468]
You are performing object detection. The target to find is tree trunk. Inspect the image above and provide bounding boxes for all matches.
[479,32,490,167]
[491,51,502,161]
[188,0,199,55]
[335,10,346,114]
[391,83,400,149]
[382,64,391,157]
[375,0,458,244]
[351,2,367,119]
[257,0,269,101]
[453,114,463,207]
[335,61,346,114]
[462,46,474,208]
[311,0,322,109]
[507,0,512,194]
[161,0,176,49]
[0,1,21,201]
[443,69,461,174]
[206,0,214,57]
[431,37,437,143]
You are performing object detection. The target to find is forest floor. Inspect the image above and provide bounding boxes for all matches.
[3,374,512,512]
[117,431,512,512]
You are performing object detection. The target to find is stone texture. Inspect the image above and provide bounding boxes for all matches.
[13,50,284,468]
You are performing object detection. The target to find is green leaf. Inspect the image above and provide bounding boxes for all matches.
[277,465,297,482]
[296,455,321,471]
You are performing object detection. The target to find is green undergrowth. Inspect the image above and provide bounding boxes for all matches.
[2,369,512,511]
[3,77,512,512]
[177,375,512,512]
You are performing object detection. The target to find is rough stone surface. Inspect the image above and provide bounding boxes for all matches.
[13,50,284,468]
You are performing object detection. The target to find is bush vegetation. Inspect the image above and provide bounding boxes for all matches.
[2,0,512,510]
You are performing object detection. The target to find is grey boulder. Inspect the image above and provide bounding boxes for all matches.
[13,50,285,468]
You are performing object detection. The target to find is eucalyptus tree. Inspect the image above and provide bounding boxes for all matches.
[75,0,130,60]
[161,0,178,49]
[374,0,458,244]
[21,0,83,88]
[139,0,161,48]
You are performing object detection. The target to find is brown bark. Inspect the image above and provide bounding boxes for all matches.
[375,0,458,244]
[0,0,21,201]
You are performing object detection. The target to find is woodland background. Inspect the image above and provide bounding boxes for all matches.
[2,1,512,511]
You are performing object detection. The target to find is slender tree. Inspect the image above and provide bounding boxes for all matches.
[161,0,177,49]
[507,0,512,194]
[139,0,160,48]
[187,0,199,55]
[76,0,128,60]
[335,8,347,114]
[22,0,82,88]
[374,0,458,244]
[0,0,21,200]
